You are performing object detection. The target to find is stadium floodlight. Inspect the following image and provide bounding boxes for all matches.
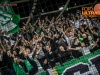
[59,7,63,10]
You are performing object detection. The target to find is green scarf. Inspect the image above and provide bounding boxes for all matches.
[23,60,33,72]
[13,62,26,75]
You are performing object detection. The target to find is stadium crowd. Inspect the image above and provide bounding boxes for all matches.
[0,10,100,75]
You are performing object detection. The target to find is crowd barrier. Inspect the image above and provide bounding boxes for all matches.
[3,49,100,75]
[41,49,100,75]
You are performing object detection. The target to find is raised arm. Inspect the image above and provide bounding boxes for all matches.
[0,39,6,52]
[13,36,19,50]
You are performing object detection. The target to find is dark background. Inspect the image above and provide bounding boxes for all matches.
[10,0,99,26]
[10,0,95,17]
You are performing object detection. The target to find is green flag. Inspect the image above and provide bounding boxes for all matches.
[0,0,20,34]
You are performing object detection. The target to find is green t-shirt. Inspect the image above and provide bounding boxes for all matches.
[79,38,83,43]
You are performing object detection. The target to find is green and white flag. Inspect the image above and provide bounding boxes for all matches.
[0,0,20,34]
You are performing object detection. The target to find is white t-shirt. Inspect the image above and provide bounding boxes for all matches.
[79,46,91,55]
[75,20,80,28]
[10,40,15,46]
[86,19,92,26]
[28,52,33,59]
[65,36,71,44]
